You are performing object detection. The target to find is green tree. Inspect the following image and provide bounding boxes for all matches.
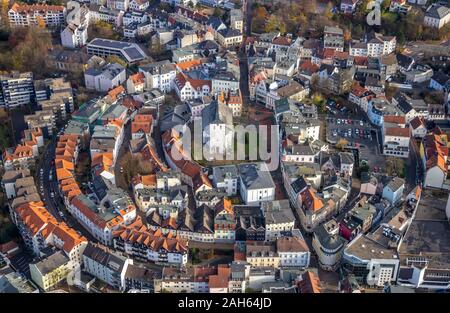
[381,0,391,12]
[88,21,119,40]
[12,26,52,75]
[0,0,10,30]
[325,2,334,20]
[264,15,286,33]
[336,138,349,150]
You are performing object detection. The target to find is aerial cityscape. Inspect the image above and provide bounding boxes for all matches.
[0,0,449,296]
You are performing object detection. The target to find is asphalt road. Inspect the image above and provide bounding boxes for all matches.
[406,138,422,191]
[36,137,63,223]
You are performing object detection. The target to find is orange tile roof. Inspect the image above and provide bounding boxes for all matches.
[113,226,188,253]
[426,154,447,172]
[216,198,233,215]
[52,223,87,254]
[109,118,124,130]
[299,60,319,75]
[350,82,371,97]
[335,51,349,60]
[130,72,145,84]
[60,177,76,185]
[141,174,157,187]
[11,3,65,13]
[108,85,125,100]
[131,116,153,134]
[56,168,74,181]
[14,201,86,254]
[56,159,74,171]
[4,145,34,161]
[92,152,113,168]
[176,59,203,71]
[209,265,230,289]
[298,271,321,293]
[301,188,324,212]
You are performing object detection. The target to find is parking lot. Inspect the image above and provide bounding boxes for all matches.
[326,114,387,170]
[326,117,375,145]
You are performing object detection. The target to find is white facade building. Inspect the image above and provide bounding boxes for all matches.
[84,63,126,92]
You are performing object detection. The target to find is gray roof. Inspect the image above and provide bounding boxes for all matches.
[340,152,354,165]
[262,200,295,225]
[286,144,314,156]
[345,233,398,261]
[212,165,238,184]
[101,63,125,80]
[0,266,37,293]
[238,163,275,190]
[124,264,161,282]
[386,177,405,192]
[83,243,127,273]
[88,38,148,63]
[139,60,176,75]
[324,26,343,35]
[314,224,346,251]
[398,190,450,268]
[31,250,70,276]
[201,101,233,129]
[426,4,450,19]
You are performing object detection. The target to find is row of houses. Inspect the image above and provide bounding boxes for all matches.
[1,126,89,292]
[340,1,450,30]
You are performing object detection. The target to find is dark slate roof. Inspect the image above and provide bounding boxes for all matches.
[291,177,308,194]
[396,53,414,69]
[207,16,225,30]
[426,4,450,19]
[238,163,275,190]
[431,71,450,85]
[314,224,346,250]
[218,28,242,38]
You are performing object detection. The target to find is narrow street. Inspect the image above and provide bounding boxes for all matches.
[36,134,97,242]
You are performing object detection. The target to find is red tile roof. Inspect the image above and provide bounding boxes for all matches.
[384,115,406,125]
[409,116,426,130]
[298,271,321,293]
[385,127,411,137]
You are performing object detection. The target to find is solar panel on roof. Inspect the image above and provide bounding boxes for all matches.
[124,47,144,61]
